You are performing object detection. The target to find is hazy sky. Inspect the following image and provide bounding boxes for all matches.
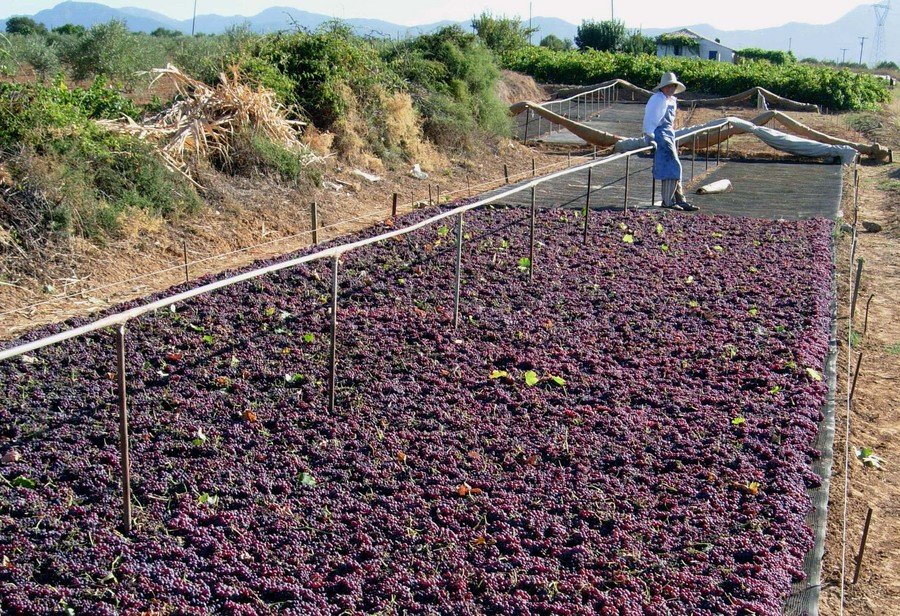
[2,0,877,29]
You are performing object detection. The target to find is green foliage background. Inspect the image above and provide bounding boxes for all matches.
[504,46,890,110]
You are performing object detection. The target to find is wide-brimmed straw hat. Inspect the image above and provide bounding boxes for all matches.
[653,72,686,94]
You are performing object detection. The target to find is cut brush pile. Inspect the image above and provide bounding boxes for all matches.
[98,65,323,184]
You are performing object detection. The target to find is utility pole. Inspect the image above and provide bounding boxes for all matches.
[841,48,848,64]
[858,36,867,65]
[788,37,792,52]
[611,0,615,20]
[529,2,533,45]
[191,0,198,36]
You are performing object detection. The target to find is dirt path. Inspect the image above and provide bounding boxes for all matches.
[819,128,900,613]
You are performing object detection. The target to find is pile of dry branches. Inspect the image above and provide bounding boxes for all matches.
[98,65,321,184]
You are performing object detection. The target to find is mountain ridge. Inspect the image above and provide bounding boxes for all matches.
[2,2,897,63]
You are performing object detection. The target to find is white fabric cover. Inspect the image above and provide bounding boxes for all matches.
[615,117,859,165]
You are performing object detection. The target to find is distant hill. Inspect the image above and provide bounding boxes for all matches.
[2,2,897,64]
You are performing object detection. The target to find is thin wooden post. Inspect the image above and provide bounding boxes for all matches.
[850,352,863,402]
[428,185,433,205]
[529,186,536,282]
[583,166,593,244]
[328,256,339,413]
[504,164,509,184]
[853,168,860,227]
[623,155,631,213]
[392,193,398,217]
[863,294,875,335]
[850,258,864,324]
[567,153,571,167]
[453,212,464,330]
[182,241,189,283]
[116,325,132,535]
[532,158,536,178]
[311,201,319,245]
[436,185,441,205]
[466,175,472,197]
[852,506,874,584]
[651,177,656,206]
[523,110,532,144]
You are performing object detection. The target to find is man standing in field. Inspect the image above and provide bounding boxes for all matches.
[642,72,698,211]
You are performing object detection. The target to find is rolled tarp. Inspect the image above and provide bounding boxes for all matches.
[509,101,625,147]
[614,117,858,164]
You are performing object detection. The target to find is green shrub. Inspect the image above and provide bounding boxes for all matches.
[576,20,627,52]
[737,48,795,65]
[539,35,572,52]
[471,12,536,57]
[17,34,60,81]
[0,80,199,238]
[5,16,47,37]
[503,46,891,110]
[385,26,511,148]
[62,20,167,86]
[226,128,319,183]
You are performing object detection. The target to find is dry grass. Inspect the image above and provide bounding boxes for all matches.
[98,65,321,184]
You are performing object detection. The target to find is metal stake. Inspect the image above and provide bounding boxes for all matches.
[583,166,593,244]
[850,352,863,402]
[724,123,730,159]
[623,155,630,213]
[716,126,722,166]
[504,164,509,184]
[116,325,133,535]
[311,201,319,245]
[863,294,875,335]
[428,185,433,206]
[705,129,710,172]
[523,110,532,144]
[651,177,656,206]
[532,158,536,178]
[182,241,189,283]
[691,133,696,181]
[850,258,864,324]
[853,169,860,227]
[529,186,536,282]
[453,212,464,330]
[328,256,339,413]
[392,193,398,217]
[852,506,874,584]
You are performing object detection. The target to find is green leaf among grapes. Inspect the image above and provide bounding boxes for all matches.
[524,371,539,386]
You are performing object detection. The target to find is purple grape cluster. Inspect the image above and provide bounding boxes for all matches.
[0,205,832,614]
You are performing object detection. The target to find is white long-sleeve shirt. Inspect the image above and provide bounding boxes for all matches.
[642,91,677,138]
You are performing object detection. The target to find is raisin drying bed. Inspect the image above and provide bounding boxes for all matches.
[483,156,843,615]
